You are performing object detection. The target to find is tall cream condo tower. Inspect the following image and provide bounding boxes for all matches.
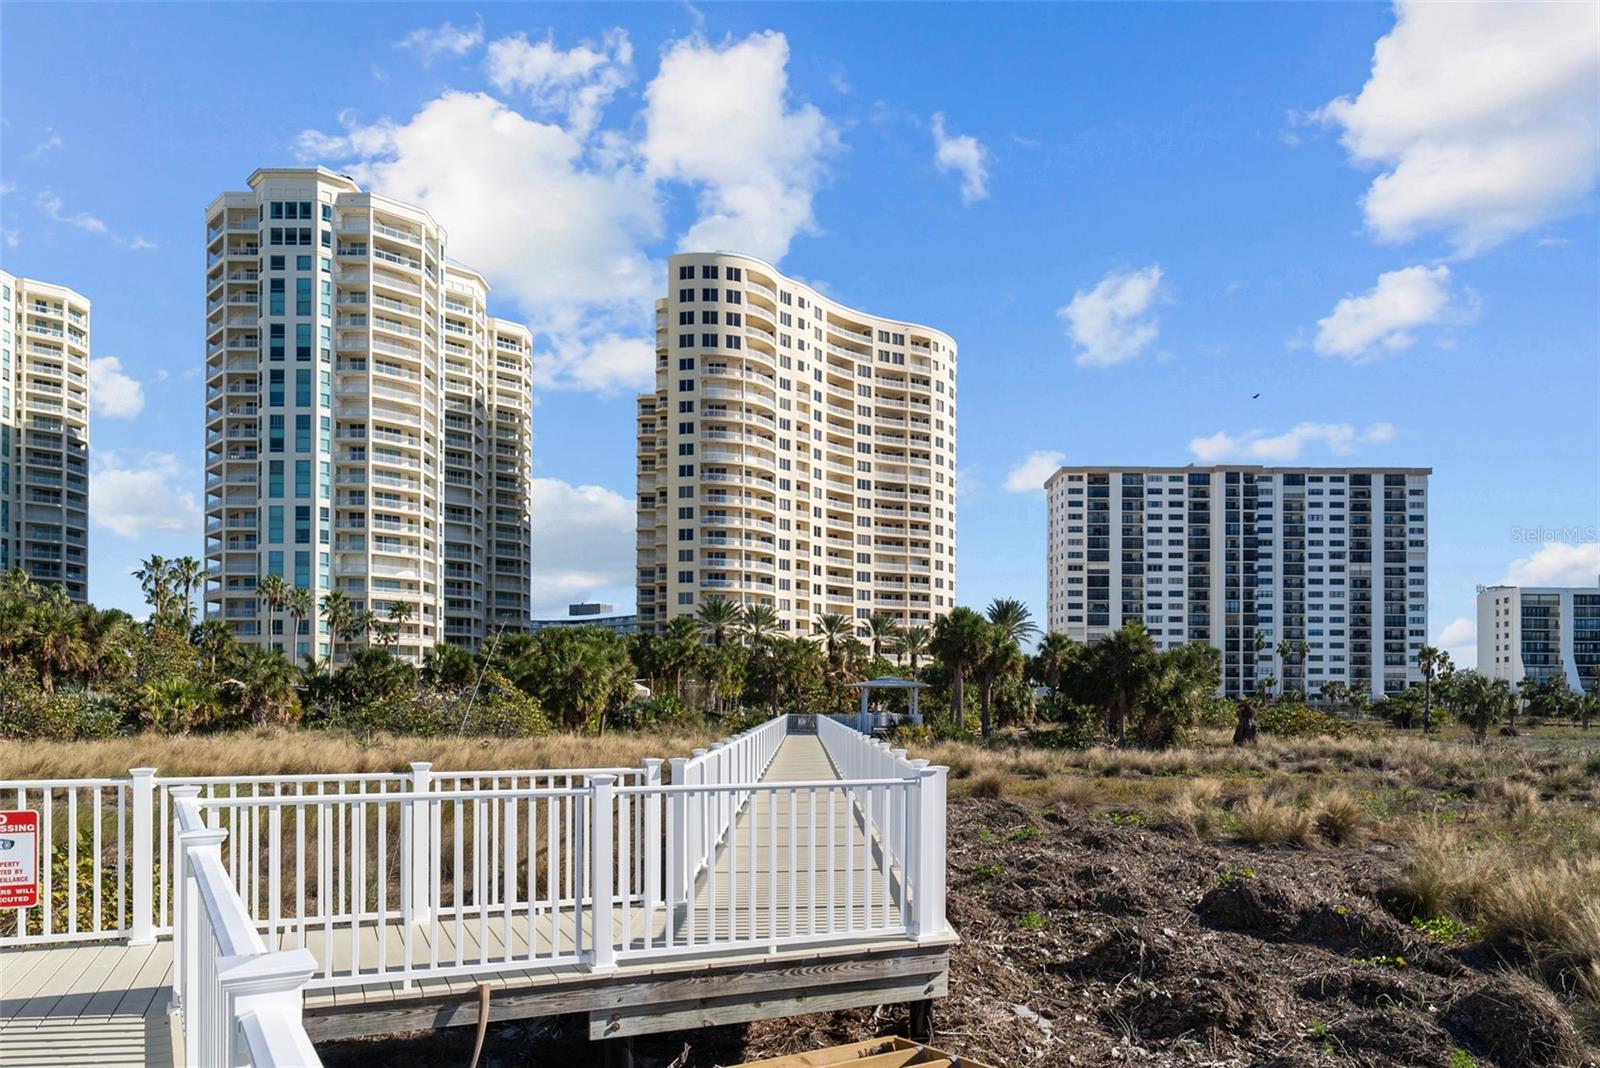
[0,271,91,602]
[1046,464,1431,701]
[203,168,532,661]
[1478,584,1600,692]
[637,252,957,635]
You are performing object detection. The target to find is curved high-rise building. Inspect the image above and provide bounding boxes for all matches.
[636,252,958,637]
[203,168,532,661]
[0,271,91,601]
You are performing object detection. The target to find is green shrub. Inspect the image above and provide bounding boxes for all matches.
[0,677,117,740]
[1256,703,1350,739]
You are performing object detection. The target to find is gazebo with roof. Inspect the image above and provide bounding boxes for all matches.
[847,676,928,733]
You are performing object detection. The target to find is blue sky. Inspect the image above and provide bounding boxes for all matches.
[2,2,1596,665]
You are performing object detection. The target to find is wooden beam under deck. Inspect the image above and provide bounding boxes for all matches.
[301,939,952,1042]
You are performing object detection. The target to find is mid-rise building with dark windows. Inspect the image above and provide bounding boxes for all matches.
[1046,464,1431,700]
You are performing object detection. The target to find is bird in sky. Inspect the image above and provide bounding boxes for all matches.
[1251,393,1261,399]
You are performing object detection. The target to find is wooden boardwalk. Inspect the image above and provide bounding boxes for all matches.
[0,939,176,1068]
[0,735,947,1063]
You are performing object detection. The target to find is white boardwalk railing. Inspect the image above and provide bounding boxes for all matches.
[1,715,948,1065]
[170,787,320,1068]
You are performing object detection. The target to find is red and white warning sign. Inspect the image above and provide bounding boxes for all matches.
[0,810,39,909]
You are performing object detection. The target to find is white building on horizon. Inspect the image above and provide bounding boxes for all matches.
[203,167,533,661]
[1046,464,1431,701]
[635,252,958,637]
[0,270,90,602]
[1477,583,1600,693]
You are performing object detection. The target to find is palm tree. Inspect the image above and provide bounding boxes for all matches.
[863,611,901,662]
[1033,631,1075,700]
[1453,671,1512,742]
[140,677,212,734]
[662,616,701,698]
[193,619,235,675]
[171,556,204,625]
[81,606,137,685]
[739,604,780,646]
[224,646,298,726]
[696,595,740,647]
[26,596,89,692]
[973,599,1038,738]
[133,554,175,619]
[813,612,853,667]
[1087,622,1157,747]
[930,607,988,732]
[258,574,289,654]
[1417,645,1448,735]
[1252,630,1268,697]
[358,610,381,650]
[386,600,414,648]
[320,590,354,666]
[287,588,313,661]
[894,625,931,676]
[1275,637,1292,701]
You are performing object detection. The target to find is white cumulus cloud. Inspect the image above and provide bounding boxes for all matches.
[487,29,633,137]
[1003,450,1066,494]
[1313,264,1470,361]
[1317,1,1600,254]
[91,452,202,539]
[301,28,837,395]
[88,357,145,418]
[1188,422,1397,463]
[1059,265,1163,368]
[299,91,660,393]
[1434,616,1476,669]
[530,478,635,614]
[931,112,990,203]
[642,31,838,262]
[395,19,483,63]
[1500,541,1600,588]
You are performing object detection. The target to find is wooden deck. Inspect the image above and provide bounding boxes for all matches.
[0,939,176,1068]
[0,735,952,1064]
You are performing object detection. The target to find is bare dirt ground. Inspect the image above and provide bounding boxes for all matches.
[319,793,1597,1068]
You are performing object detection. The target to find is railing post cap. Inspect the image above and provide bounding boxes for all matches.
[643,757,664,769]
[130,767,157,778]
[180,826,229,849]
[588,772,618,787]
[711,740,726,750]
[409,761,433,772]
[691,748,708,757]
[168,784,203,799]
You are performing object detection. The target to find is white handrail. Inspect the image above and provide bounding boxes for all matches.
[170,787,321,1068]
[816,715,947,939]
